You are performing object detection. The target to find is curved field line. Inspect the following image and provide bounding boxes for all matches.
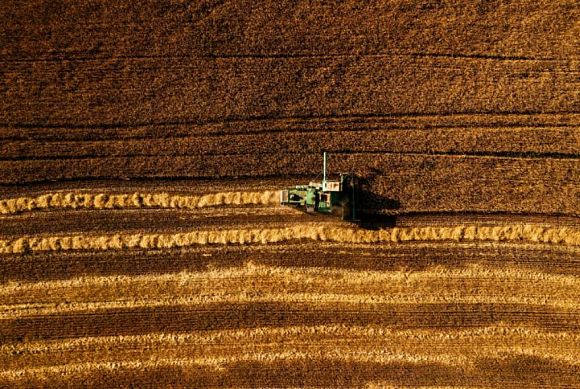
[1,263,577,311]
[2,264,576,323]
[1,348,578,384]
[3,325,577,356]
[0,224,578,254]
[0,190,279,215]
[1,292,577,319]
[2,262,576,296]
[0,354,467,382]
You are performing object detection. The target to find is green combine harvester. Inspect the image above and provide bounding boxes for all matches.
[280,152,359,221]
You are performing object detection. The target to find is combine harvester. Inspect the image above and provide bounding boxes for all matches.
[280,152,359,221]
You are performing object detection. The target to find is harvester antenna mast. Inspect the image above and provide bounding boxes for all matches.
[323,151,327,182]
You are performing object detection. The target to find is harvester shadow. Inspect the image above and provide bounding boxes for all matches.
[354,181,401,230]
[355,212,398,230]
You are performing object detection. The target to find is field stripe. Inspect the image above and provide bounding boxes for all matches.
[2,261,576,309]
[1,348,578,385]
[0,190,279,215]
[2,325,578,357]
[3,262,576,294]
[3,263,576,318]
[1,224,578,254]
[0,355,473,381]
[2,293,577,319]
[3,323,578,348]
[3,303,577,343]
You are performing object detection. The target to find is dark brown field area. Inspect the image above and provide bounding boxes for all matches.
[1,1,579,388]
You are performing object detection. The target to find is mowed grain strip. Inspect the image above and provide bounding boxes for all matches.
[3,293,577,319]
[4,262,576,296]
[0,207,308,237]
[2,350,573,384]
[2,356,579,388]
[0,190,279,215]
[4,240,578,283]
[2,326,578,385]
[3,325,577,359]
[1,263,578,317]
[1,224,578,254]
[2,328,579,388]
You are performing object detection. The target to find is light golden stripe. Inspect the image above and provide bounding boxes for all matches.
[1,326,578,383]
[0,353,465,382]
[2,325,577,356]
[0,190,279,215]
[2,262,576,295]
[1,348,578,384]
[1,224,578,254]
[1,290,577,319]
[1,263,577,310]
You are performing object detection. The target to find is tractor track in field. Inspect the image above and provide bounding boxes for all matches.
[2,124,579,158]
[2,113,578,144]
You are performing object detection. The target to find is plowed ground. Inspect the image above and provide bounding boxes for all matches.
[1,1,579,387]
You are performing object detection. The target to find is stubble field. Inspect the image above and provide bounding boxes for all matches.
[1,1,579,387]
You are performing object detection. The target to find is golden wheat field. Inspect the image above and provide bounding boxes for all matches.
[1,0,579,387]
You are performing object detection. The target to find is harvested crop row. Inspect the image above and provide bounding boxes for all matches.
[2,325,578,389]
[3,325,577,360]
[5,262,576,297]
[1,224,578,254]
[0,207,306,237]
[3,348,578,387]
[1,329,578,380]
[0,190,279,215]
[4,241,578,283]
[5,292,577,319]
[1,264,577,317]
[2,208,575,241]
[0,178,288,199]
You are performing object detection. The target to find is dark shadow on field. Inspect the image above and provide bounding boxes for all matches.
[355,211,398,229]
[277,173,401,227]
[353,175,401,229]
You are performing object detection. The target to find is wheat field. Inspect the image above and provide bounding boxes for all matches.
[1,0,579,387]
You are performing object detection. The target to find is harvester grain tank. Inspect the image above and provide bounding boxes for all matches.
[280,152,358,220]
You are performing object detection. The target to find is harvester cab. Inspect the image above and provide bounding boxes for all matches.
[280,152,359,221]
